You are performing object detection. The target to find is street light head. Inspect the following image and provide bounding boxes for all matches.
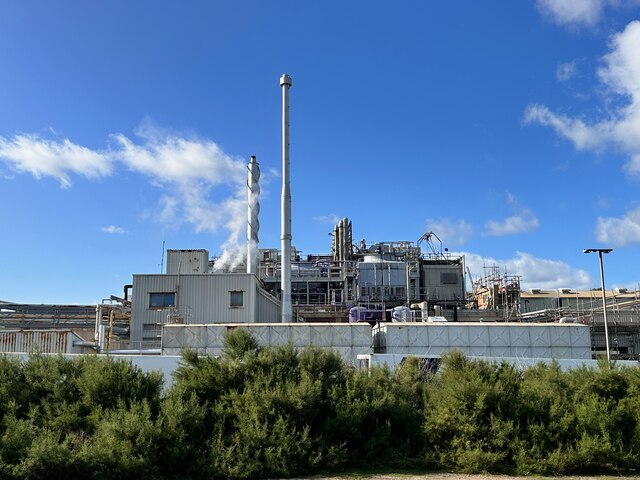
[583,248,613,254]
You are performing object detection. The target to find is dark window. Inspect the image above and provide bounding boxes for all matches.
[149,292,175,308]
[440,273,458,285]
[230,291,244,308]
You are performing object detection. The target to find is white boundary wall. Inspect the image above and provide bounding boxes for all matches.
[357,353,639,372]
[373,322,591,359]
[162,323,373,364]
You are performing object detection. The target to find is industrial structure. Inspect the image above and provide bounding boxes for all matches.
[1,73,640,365]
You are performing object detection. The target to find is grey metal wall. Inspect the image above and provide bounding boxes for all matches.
[131,274,281,349]
[422,264,465,302]
[166,250,209,274]
[256,286,282,323]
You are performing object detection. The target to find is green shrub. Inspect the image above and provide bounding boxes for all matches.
[423,351,521,471]
[5,337,640,478]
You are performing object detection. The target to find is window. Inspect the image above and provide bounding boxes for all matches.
[149,292,175,308]
[440,273,458,285]
[230,290,244,308]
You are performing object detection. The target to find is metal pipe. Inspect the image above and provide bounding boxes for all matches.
[336,219,342,261]
[247,155,260,275]
[124,284,132,302]
[107,349,162,355]
[280,73,293,323]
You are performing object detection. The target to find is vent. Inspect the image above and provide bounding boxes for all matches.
[440,272,458,285]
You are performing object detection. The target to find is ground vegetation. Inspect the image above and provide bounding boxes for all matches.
[0,329,639,479]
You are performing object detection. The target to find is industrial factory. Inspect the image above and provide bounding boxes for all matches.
[1,74,640,370]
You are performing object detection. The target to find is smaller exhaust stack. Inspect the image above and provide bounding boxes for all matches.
[247,156,260,275]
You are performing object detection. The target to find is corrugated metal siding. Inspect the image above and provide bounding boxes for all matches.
[422,265,465,301]
[166,250,209,274]
[256,287,281,323]
[132,274,265,349]
[0,330,85,354]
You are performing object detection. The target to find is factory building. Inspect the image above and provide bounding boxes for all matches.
[256,223,466,323]
[130,250,282,349]
[2,74,639,366]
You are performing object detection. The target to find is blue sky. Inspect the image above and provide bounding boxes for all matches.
[1,0,640,304]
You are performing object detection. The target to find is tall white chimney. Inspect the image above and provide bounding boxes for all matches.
[280,73,293,323]
[246,155,260,275]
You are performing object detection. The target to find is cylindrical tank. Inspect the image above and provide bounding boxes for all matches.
[391,306,412,322]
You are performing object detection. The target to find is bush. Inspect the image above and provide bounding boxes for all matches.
[4,339,640,478]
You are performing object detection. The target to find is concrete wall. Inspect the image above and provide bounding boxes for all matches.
[373,322,591,359]
[162,323,372,364]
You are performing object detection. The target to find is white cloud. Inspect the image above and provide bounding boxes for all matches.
[313,214,341,226]
[536,0,604,27]
[101,225,127,234]
[0,121,253,263]
[425,218,473,246]
[525,21,640,176]
[524,104,608,150]
[484,211,540,236]
[596,205,640,246]
[112,124,244,187]
[483,193,540,236]
[557,61,577,81]
[462,251,592,290]
[0,134,111,188]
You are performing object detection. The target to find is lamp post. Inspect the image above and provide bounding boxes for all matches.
[583,248,613,362]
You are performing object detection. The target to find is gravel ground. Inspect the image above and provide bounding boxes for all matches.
[313,474,640,480]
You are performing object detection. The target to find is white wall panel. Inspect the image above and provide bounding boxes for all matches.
[490,346,511,357]
[533,347,552,358]
[429,326,449,347]
[468,345,489,356]
[291,325,311,347]
[448,326,469,347]
[162,323,372,363]
[552,327,572,347]
[509,327,530,347]
[530,326,551,347]
[269,326,290,345]
[468,326,489,347]
[491,326,510,347]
